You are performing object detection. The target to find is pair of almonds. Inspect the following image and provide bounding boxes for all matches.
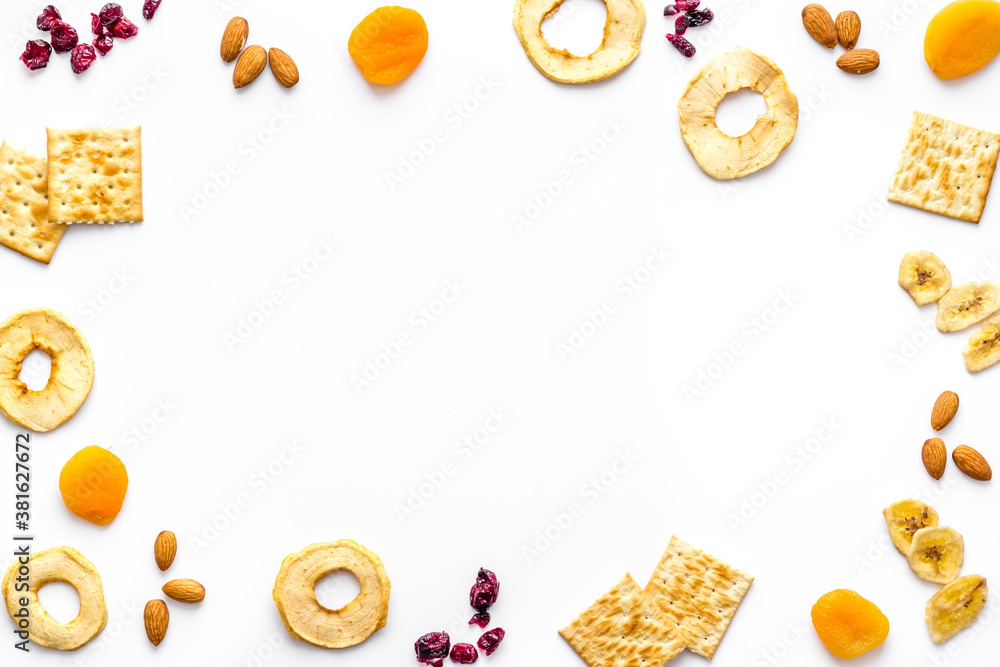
[222,16,299,89]
[146,531,207,646]
[921,391,992,481]
[801,4,880,74]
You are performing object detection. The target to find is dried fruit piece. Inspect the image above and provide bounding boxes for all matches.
[99,3,124,25]
[469,568,499,627]
[899,251,952,305]
[143,0,162,20]
[93,34,114,56]
[676,0,701,9]
[233,44,267,88]
[936,282,1000,332]
[59,446,129,526]
[162,579,205,603]
[664,4,679,15]
[802,3,838,48]
[37,5,62,31]
[931,390,959,430]
[477,628,505,656]
[70,44,97,74]
[964,313,1000,372]
[925,0,1000,79]
[922,438,947,480]
[450,643,479,664]
[907,526,964,584]
[50,21,80,54]
[91,13,106,36]
[154,531,177,571]
[349,6,429,85]
[415,631,451,666]
[220,16,249,63]
[836,10,861,49]
[109,17,138,39]
[836,48,880,74]
[675,13,690,34]
[953,445,992,481]
[811,589,889,659]
[666,33,696,57]
[883,499,938,555]
[926,575,988,643]
[687,8,714,25]
[20,40,52,71]
[144,599,168,646]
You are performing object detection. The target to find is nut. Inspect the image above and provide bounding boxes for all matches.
[836,10,861,49]
[836,48,880,74]
[922,438,947,480]
[162,578,206,604]
[953,445,992,481]
[802,4,838,48]
[154,531,176,572]
[233,45,267,89]
[268,48,299,88]
[220,16,249,63]
[144,600,168,646]
[931,390,960,430]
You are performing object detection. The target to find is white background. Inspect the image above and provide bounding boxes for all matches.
[2,0,1000,665]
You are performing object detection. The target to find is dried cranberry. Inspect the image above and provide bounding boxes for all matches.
[675,14,690,34]
[70,43,96,73]
[19,39,52,71]
[477,628,505,657]
[108,17,138,39]
[91,13,108,36]
[666,33,696,57]
[49,21,79,53]
[469,612,490,628]
[99,3,124,25]
[675,0,701,9]
[450,643,478,664]
[469,568,499,623]
[686,8,714,26]
[143,0,162,20]
[93,34,113,56]
[415,632,450,666]
[37,5,61,31]
[663,4,678,15]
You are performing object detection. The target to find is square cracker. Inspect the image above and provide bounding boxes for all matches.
[0,141,64,264]
[47,127,142,224]
[888,111,1000,223]
[644,536,754,660]
[559,573,686,667]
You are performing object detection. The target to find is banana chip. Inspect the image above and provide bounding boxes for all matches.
[926,575,988,644]
[678,47,798,180]
[907,526,964,584]
[964,313,1000,372]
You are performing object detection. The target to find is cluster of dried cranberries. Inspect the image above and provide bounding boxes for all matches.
[664,0,715,57]
[20,2,160,74]
[414,569,505,665]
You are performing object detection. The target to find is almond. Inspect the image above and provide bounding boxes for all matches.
[144,599,168,646]
[162,578,206,604]
[836,10,861,49]
[953,445,992,481]
[233,45,267,89]
[836,48,880,74]
[268,48,299,88]
[931,390,959,431]
[802,4,838,48]
[154,531,176,572]
[221,16,249,63]
[922,438,947,480]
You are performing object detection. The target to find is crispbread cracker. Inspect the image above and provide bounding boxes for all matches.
[888,111,1000,223]
[644,536,753,659]
[0,141,64,264]
[47,127,142,224]
[560,574,686,667]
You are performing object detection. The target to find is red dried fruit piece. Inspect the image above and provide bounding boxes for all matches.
[50,21,79,53]
[666,33,696,56]
[91,13,108,36]
[675,14,690,34]
[477,628,505,657]
[37,5,62,31]
[469,568,499,625]
[664,4,679,15]
[469,612,490,628]
[20,39,52,70]
[450,643,478,664]
[70,43,96,73]
[109,17,138,39]
[99,3,124,25]
[415,632,450,666]
[676,0,700,9]
[687,8,714,26]
[93,34,113,56]
[143,0,162,20]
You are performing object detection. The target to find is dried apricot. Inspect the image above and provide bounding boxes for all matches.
[59,445,128,526]
[811,589,889,660]
[925,0,1000,79]
[348,6,428,84]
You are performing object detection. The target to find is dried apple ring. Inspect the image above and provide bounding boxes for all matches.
[273,540,390,649]
[2,546,108,651]
[678,47,799,180]
[513,0,646,84]
[0,308,95,432]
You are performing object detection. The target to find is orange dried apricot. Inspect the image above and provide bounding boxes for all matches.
[348,6,428,85]
[59,446,128,526]
[811,589,889,660]
[925,0,1000,79]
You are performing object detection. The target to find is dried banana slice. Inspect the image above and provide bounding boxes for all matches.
[936,282,1000,332]
[899,251,952,305]
[907,526,964,584]
[883,499,939,555]
[964,313,1000,373]
[926,575,988,643]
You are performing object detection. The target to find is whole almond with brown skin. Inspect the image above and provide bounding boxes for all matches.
[144,599,168,646]
[836,10,861,49]
[931,390,959,431]
[221,17,249,63]
[953,445,992,481]
[162,578,206,603]
[802,4,838,48]
[922,438,947,480]
[233,45,267,89]
[268,48,299,88]
[154,531,176,572]
[836,48,880,74]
